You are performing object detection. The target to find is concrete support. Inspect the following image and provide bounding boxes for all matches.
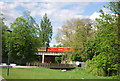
[42,54,45,63]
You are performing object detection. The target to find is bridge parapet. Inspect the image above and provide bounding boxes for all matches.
[38,52,63,56]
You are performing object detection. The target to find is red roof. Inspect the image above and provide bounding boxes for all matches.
[47,47,73,52]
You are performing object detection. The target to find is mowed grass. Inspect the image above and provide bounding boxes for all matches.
[2,67,112,79]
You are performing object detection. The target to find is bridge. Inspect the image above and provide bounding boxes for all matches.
[37,47,73,63]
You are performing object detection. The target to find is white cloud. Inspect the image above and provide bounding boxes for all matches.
[41,2,88,23]
[49,43,54,47]
[0,2,4,6]
[0,1,90,46]
[1,2,89,25]
[89,12,101,20]
[4,0,113,2]
[3,0,35,2]
[41,0,113,2]
[0,2,21,26]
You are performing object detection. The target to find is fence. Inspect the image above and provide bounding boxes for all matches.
[26,63,76,69]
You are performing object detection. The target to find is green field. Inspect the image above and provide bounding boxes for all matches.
[2,67,112,79]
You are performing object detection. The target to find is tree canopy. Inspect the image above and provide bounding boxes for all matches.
[56,18,95,61]
[85,1,120,76]
[2,11,53,64]
[1,13,8,60]
[9,11,40,64]
[40,13,53,47]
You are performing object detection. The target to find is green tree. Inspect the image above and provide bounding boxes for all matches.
[23,11,41,47]
[10,11,40,64]
[53,44,64,47]
[40,13,53,47]
[56,18,95,61]
[1,13,9,62]
[85,1,120,76]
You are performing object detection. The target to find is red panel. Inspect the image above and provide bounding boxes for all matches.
[47,47,73,52]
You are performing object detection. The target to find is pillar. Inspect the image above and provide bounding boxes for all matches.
[42,54,45,63]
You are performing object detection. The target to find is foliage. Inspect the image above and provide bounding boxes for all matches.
[112,73,120,79]
[2,11,53,65]
[71,52,82,61]
[82,37,100,62]
[9,11,40,64]
[56,18,95,62]
[85,1,120,76]
[1,13,9,61]
[40,13,53,47]
[53,44,64,47]
[55,57,61,63]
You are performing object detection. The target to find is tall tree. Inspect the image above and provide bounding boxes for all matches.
[40,13,52,47]
[10,11,40,64]
[23,11,41,47]
[56,18,95,61]
[1,13,8,62]
[56,18,94,49]
[85,1,120,76]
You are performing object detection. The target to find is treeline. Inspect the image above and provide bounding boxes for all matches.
[56,2,120,76]
[2,11,52,65]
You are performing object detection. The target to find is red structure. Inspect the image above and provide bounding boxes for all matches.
[37,47,73,52]
[37,47,73,63]
[47,47,73,52]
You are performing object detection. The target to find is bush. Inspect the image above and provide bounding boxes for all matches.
[85,54,120,76]
[55,57,61,64]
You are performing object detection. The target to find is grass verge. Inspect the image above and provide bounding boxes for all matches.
[2,67,112,79]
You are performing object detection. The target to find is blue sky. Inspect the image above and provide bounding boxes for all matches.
[0,0,111,46]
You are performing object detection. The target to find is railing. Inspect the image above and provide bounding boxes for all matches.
[26,63,76,69]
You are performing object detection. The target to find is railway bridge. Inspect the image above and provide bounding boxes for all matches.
[37,47,73,63]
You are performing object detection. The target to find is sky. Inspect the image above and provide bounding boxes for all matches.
[0,0,112,47]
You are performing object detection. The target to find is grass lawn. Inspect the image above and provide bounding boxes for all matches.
[2,67,112,79]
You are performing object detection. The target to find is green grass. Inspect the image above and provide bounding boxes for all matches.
[2,67,112,79]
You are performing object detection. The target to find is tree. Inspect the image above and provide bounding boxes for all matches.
[23,11,41,47]
[56,18,95,61]
[85,1,120,76]
[40,13,53,47]
[53,44,64,47]
[1,13,9,63]
[10,11,40,64]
